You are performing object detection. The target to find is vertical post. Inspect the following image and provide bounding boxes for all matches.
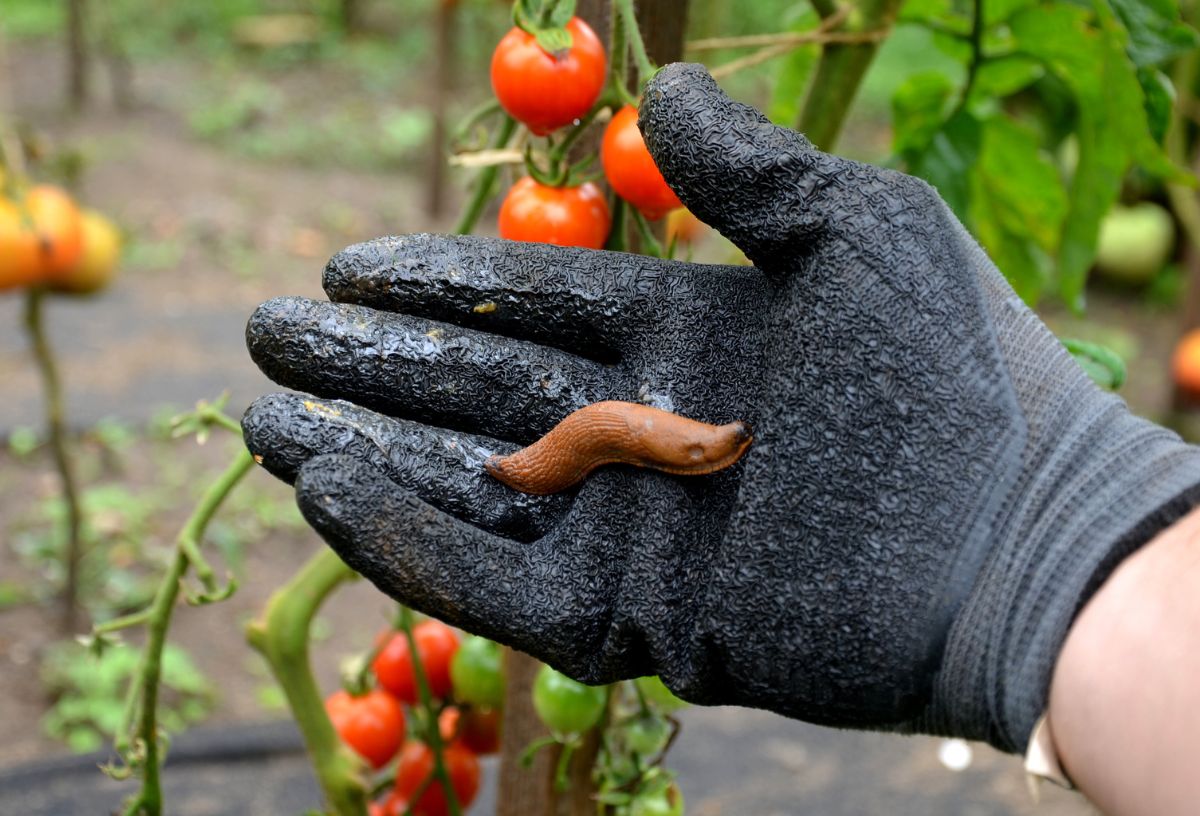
[632,0,690,64]
[496,649,557,816]
[66,0,89,111]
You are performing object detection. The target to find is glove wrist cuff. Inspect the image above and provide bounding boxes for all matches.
[930,410,1200,752]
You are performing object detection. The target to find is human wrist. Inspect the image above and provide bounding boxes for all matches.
[1047,502,1200,814]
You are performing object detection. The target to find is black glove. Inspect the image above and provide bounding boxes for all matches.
[243,63,1200,753]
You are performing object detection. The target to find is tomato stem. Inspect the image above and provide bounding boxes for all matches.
[629,207,664,258]
[450,99,504,150]
[23,287,85,634]
[247,547,366,816]
[396,605,463,816]
[605,196,628,252]
[112,446,255,816]
[454,115,517,235]
[612,0,656,89]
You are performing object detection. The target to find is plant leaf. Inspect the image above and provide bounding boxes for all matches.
[907,109,982,222]
[1062,338,1127,389]
[1106,0,1199,67]
[1011,3,1178,308]
[969,115,1066,302]
[893,71,956,156]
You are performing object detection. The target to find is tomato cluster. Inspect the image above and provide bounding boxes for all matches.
[326,619,503,816]
[0,182,121,295]
[488,15,690,250]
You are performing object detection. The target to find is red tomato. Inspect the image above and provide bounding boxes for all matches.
[324,688,406,770]
[438,705,502,755]
[392,740,481,816]
[459,707,502,755]
[373,621,460,704]
[491,17,607,136]
[0,185,84,291]
[601,105,683,221]
[498,177,611,249]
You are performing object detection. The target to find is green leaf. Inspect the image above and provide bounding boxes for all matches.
[534,27,573,55]
[968,54,1045,102]
[892,72,956,155]
[1138,67,1174,145]
[513,0,577,53]
[969,115,1067,302]
[1107,0,1199,67]
[898,0,956,24]
[1062,338,1127,389]
[545,0,577,29]
[984,0,1039,25]
[1011,3,1179,308]
[907,109,982,221]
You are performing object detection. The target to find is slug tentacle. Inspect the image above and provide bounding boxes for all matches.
[485,401,753,495]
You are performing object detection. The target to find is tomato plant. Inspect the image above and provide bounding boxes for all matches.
[450,635,504,709]
[324,688,406,770]
[601,104,683,221]
[498,177,611,249]
[532,664,606,735]
[373,620,460,704]
[491,16,607,136]
[391,739,481,816]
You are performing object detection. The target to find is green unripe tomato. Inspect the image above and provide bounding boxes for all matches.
[1095,202,1175,286]
[623,715,672,757]
[634,676,687,713]
[532,665,606,734]
[629,783,684,816]
[450,636,505,708]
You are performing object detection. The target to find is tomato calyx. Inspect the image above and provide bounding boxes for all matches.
[512,0,578,56]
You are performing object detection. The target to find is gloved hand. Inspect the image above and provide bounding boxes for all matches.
[243,63,1200,753]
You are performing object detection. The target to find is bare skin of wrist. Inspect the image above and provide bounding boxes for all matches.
[1048,504,1200,815]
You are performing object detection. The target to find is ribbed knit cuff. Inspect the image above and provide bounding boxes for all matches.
[927,407,1200,752]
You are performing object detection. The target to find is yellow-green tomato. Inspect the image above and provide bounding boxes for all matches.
[1095,202,1175,286]
[532,665,606,734]
[450,636,505,709]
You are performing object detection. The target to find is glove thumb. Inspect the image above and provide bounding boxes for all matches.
[639,62,838,267]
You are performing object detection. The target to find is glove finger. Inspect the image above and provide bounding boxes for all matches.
[246,296,612,441]
[322,233,677,361]
[242,392,569,542]
[296,453,617,663]
[640,62,859,266]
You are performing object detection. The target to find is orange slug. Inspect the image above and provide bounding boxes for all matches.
[485,401,753,495]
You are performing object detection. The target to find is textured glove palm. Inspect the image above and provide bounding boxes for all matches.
[243,63,1200,753]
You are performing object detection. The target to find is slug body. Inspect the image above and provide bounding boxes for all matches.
[485,400,753,495]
